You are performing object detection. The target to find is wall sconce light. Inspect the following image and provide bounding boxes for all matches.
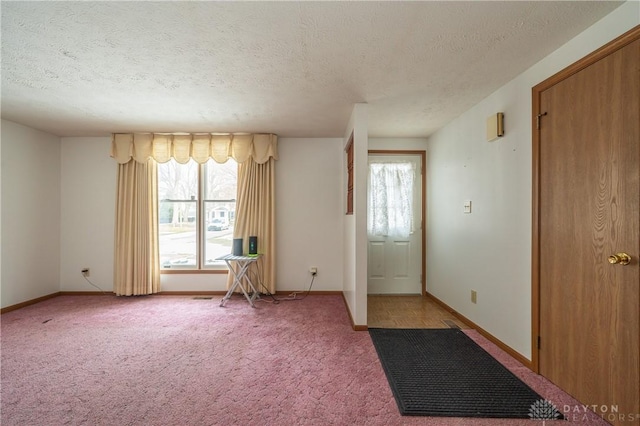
[486,112,505,142]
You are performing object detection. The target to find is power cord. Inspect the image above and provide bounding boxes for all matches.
[81,272,107,294]
[230,257,317,304]
[261,271,316,302]
[284,273,315,300]
[244,257,280,304]
[253,267,281,304]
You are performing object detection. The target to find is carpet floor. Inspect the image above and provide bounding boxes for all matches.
[1,295,607,425]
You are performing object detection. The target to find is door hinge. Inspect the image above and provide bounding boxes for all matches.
[537,336,541,349]
[536,112,548,130]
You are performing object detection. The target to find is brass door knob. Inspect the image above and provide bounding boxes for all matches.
[608,252,631,265]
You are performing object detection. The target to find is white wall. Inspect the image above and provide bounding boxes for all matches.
[426,2,639,360]
[369,138,428,151]
[342,103,368,326]
[0,121,3,305]
[60,137,116,292]
[1,120,61,308]
[276,138,344,292]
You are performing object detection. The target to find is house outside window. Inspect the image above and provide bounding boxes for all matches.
[158,158,237,270]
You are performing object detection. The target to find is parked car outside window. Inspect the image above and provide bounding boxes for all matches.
[208,218,229,231]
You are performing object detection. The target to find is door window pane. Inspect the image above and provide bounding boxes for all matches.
[368,162,415,238]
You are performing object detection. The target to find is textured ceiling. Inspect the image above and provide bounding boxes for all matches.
[0,1,624,138]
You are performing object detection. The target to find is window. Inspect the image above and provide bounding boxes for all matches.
[367,161,415,238]
[158,158,237,270]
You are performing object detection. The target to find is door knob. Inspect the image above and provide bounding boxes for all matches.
[608,252,631,265]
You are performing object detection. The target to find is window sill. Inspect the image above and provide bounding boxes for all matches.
[161,269,228,275]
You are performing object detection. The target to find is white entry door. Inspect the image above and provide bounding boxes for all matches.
[367,154,422,294]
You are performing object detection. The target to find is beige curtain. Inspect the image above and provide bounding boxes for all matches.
[113,159,160,296]
[229,157,276,294]
[111,133,278,165]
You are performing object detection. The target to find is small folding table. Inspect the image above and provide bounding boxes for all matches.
[217,254,262,307]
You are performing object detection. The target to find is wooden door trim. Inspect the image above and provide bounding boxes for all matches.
[531,25,640,373]
[368,150,427,295]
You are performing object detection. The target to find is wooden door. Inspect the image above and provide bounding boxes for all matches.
[536,33,639,425]
[367,154,423,295]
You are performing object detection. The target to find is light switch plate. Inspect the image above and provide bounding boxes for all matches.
[463,200,472,214]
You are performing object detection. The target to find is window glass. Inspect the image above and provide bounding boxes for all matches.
[158,159,199,268]
[203,159,237,266]
[368,162,415,238]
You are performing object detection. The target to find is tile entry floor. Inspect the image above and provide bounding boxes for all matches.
[367,295,468,329]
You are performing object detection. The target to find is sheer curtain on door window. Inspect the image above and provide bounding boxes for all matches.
[368,162,415,238]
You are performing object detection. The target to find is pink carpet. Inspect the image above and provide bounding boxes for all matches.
[1,295,607,425]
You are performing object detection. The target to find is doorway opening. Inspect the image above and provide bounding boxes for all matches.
[367,150,425,296]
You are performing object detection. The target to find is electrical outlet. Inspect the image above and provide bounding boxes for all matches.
[471,290,477,304]
[309,267,318,275]
[82,268,90,277]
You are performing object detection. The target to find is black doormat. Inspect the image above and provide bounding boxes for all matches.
[369,328,562,419]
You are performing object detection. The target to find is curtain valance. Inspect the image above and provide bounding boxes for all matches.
[111,133,278,165]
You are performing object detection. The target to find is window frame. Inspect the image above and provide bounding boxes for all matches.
[345,132,354,215]
[159,159,236,274]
